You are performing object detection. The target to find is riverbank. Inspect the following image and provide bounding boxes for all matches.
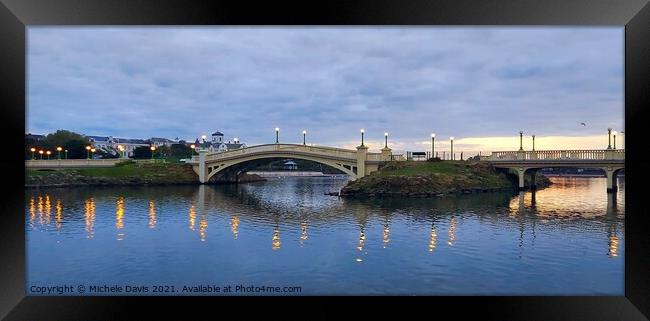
[25,161,264,188]
[339,160,551,198]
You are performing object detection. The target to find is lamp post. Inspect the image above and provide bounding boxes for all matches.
[85,146,91,159]
[607,128,612,149]
[275,128,280,144]
[90,148,96,159]
[612,131,617,149]
[532,135,535,151]
[360,129,365,146]
[150,146,155,160]
[519,131,523,151]
[38,150,43,160]
[384,132,388,148]
[431,133,435,159]
[46,151,51,160]
[64,149,68,159]
[201,135,207,149]
[450,137,454,160]
[30,147,36,160]
[190,144,196,158]
[117,145,125,158]
[303,130,307,145]
[56,146,62,160]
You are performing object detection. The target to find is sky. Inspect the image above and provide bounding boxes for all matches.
[27,27,624,154]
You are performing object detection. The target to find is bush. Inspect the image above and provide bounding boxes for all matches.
[427,157,442,162]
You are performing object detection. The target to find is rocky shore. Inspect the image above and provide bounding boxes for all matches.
[338,161,551,198]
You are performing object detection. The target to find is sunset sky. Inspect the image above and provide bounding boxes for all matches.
[27,27,624,154]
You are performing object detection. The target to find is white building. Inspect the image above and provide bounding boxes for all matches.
[196,131,247,153]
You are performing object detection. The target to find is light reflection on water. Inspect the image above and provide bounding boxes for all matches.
[26,176,624,295]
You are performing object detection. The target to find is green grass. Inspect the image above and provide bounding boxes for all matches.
[26,162,196,181]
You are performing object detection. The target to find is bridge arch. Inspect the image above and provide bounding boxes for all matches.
[204,153,358,183]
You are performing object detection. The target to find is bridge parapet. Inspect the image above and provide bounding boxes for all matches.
[204,144,360,162]
[484,149,624,161]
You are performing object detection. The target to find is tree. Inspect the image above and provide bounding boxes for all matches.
[25,130,91,159]
[169,143,192,158]
[132,146,154,159]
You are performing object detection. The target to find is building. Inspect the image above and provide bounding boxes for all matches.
[196,130,247,153]
[25,133,45,141]
[283,160,298,170]
[86,135,150,157]
[149,137,176,148]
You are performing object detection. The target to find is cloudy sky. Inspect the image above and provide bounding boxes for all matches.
[27,27,623,154]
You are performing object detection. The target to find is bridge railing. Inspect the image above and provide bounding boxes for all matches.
[484,149,624,161]
[204,144,359,161]
[26,159,127,168]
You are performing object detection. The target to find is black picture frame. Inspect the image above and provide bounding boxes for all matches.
[1,0,649,319]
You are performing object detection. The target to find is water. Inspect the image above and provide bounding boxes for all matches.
[26,176,624,295]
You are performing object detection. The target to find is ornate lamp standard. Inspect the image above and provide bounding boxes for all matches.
[90,148,96,159]
[85,146,91,159]
[190,144,196,158]
[303,130,307,145]
[150,146,156,159]
[30,147,36,160]
[56,146,62,160]
[450,137,454,160]
[532,135,535,151]
[46,150,51,160]
[64,149,68,159]
[360,129,365,146]
[384,132,389,148]
[612,131,617,149]
[431,133,435,159]
[38,150,44,160]
[201,135,207,149]
[275,127,280,144]
[117,145,125,158]
[519,131,524,151]
[607,128,612,149]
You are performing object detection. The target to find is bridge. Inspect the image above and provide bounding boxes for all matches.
[481,149,625,193]
[185,143,397,183]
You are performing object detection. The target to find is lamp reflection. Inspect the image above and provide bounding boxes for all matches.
[448,217,456,246]
[382,223,390,248]
[300,220,308,246]
[608,236,619,257]
[231,215,240,239]
[429,225,437,252]
[116,197,125,240]
[148,200,156,229]
[199,214,208,242]
[188,203,196,231]
[29,197,35,227]
[84,198,95,239]
[37,196,44,225]
[55,199,62,231]
[44,194,51,226]
[272,226,281,250]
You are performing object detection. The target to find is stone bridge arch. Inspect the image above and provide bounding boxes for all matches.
[202,153,359,183]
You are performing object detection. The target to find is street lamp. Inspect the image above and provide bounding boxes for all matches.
[450,137,454,160]
[532,135,535,151]
[150,146,156,159]
[303,130,307,145]
[64,149,68,159]
[85,146,91,159]
[275,127,280,144]
[56,146,62,160]
[607,128,612,149]
[117,145,125,158]
[612,131,617,149]
[90,148,96,159]
[384,132,389,148]
[201,135,207,149]
[519,131,524,151]
[360,129,365,146]
[431,133,435,159]
[46,150,51,160]
[190,144,196,157]
[38,150,44,160]
[30,147,36,160]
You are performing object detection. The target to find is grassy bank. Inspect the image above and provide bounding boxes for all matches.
[340,160,551,198]
[26,161,199,187]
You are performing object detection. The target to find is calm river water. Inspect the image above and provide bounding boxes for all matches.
[26,176,624,295]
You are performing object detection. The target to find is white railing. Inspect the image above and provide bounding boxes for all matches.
[484,149,625,161]
[204,144,359,162]
[26,159,127,168]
